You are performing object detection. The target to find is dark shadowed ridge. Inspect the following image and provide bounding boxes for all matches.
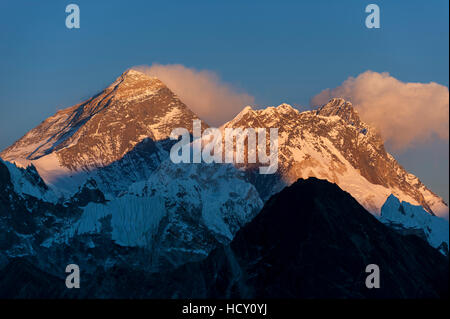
[222,177,448,298]
[21,177,445,299]
[147,178,447,298]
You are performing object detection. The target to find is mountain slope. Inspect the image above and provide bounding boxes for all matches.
[0,69,201,195]
[0,143,262,275]
[0,69,263,274]
[43,161,262,270]
[222,98,448,218]
[12,178,446,298]
[0,159,82,260]
[149,178,448,298]
[0,159,56,202]
[380,194,449,255]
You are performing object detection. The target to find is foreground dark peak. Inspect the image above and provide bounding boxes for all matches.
[232,177,448,298]
[160,177,447,298]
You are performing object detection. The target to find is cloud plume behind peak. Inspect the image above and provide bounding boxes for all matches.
[134,64,254,126]
[311,71,449,151]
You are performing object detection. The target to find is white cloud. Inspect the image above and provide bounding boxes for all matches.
[135,64,254,126]
[311,71,449,150]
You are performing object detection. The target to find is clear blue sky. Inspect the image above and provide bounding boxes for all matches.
[0,0,448,201]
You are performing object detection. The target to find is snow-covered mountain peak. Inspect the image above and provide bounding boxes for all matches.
[258,103,299,117]
[380,194,449,255]
[318,97,351,109]
[104,69,168,103]
[221,98,448,218]
[233,105,255,119]
[275,103,298,114]
[316,98,361,127]
[0,158,57,202]
[113,68,156,84]
[123,68,152,78]
[0,69,200,190]
[224,103,300,129]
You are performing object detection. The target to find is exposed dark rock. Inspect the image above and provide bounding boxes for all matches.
[142,178,448,299]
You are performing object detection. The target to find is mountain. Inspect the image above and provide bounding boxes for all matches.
[223,98,448,218]
[143,178,448,299]
[0,70,261,272]
[2,70,446,219]
[0,69,448,298]
[0,69,201,195]
[43,161,262,271]
[0,159,81,261]
[0,159,56,202]
[0,155,261,279]
[380,194,449,255]
[3,178,446,298]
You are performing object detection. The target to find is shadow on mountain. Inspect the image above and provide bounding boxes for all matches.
[0,258,67,299]
[88,137,173,195]
[2,177,446,298]
[149,178,448,298]
[63,134,281,202]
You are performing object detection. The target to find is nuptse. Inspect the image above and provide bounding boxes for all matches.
[169,119,279,174]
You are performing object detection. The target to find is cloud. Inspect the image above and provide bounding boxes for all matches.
[134,64,254,126]
[311,71,449,150]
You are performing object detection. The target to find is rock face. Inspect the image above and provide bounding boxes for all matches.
[223,98,448,218]
[0,159,55,202]
[221,178,449,298]
[0,156,262,290]
[1,70,198,165]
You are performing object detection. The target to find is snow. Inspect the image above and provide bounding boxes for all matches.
[81,195,165,247]
[32,153,88,196]
[274,130,395,214]
[42,155,263,267]
[141,159,263,241]
[222,101,448,218]
[2,159,58,203]
[380,194,449,255]
[43,193,166,248]
[147,105,188,140]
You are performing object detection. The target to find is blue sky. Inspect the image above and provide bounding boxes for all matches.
[0,0,448,201]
